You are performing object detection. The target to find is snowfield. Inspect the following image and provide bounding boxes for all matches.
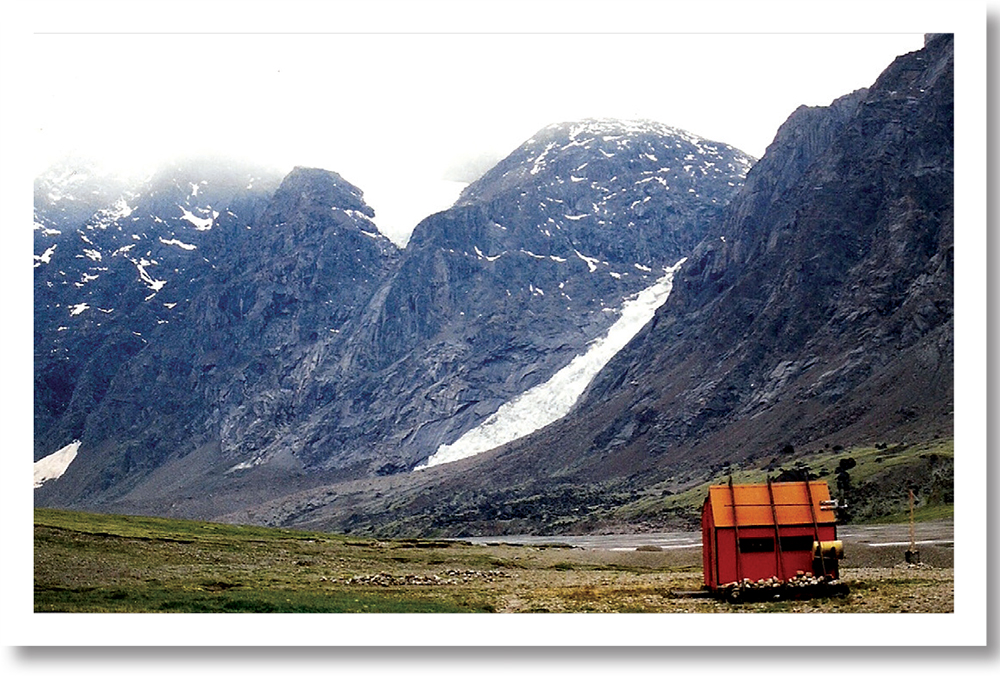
[417,258,686,470]
[34,440,81,488]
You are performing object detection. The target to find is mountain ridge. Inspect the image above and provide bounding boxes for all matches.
[34,118,754,514]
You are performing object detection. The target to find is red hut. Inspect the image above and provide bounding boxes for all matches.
[701,478,843,591]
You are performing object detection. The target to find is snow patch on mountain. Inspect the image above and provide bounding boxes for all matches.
[34,440,81,488]
[574,250,600,272]
[178,206,214,230]
[89,197,134,230]
[34,222,61,236]
[159,237,197,251]
[416,257,686,470]
[34,244,57,267]
[130,257,166,294]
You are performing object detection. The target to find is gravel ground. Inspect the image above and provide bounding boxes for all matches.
[482,532,955,613]
[840,543,953,569]
[837,565,954,613]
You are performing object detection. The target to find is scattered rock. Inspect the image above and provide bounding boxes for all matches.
[340,569,513,586]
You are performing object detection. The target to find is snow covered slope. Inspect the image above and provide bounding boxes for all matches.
[418,258,685,469]
[34,440,81,488]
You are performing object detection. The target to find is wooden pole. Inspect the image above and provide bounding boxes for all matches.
[905,489,920,564]
[766,477,785,581]
[728,475,743,583]
[803,480,827,577]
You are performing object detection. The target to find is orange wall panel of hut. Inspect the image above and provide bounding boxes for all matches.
[701,480,842,590]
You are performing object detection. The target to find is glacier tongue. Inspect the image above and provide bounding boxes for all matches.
[417,258,686,470]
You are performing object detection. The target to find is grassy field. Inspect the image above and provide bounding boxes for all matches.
[34,508,953,613]
[608,438,954,528]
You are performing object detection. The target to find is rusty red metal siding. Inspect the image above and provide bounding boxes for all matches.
[714,528,739,586]
[700,481,840,590]
[701,499,715,588]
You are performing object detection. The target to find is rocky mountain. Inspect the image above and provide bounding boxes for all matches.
[573,33,954,475]
[33,161,398,507]
[298,119,754,476]
[34,157,134,234]
[34,158,284,463]
[220,34,953,536]
[37,35,952,536]
[34,120,753,514]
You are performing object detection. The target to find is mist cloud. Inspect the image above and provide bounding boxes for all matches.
[442,150,507,183]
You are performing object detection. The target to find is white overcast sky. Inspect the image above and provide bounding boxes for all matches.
[19,1,942,245]
[30,31,925,245]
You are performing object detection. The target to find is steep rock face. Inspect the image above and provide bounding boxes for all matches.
[533,34,954,481]
[34,164,399,506]
[33,159,283,462]
[202,167,400,471]
[289,120,754,475]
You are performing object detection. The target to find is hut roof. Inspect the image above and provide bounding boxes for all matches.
[704,481,835,528]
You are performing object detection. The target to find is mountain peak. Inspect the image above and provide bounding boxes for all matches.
[457,117,756,208]
[534,118,713,145]
[274,166,375,218]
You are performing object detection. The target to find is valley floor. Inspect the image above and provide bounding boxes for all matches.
[33,509,953,614]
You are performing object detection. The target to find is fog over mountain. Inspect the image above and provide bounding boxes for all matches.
[28,32,926,247]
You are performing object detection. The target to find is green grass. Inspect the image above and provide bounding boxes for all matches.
[34,508,712,613]
[33,507,953,613]
[608,438,954,526]
[33,508,338,544]
[34,584,485,613]
[866,503,954,525]
[33,508,493,613]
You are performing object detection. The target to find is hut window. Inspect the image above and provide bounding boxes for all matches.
[738,537,774,553]
[780,536,815,551]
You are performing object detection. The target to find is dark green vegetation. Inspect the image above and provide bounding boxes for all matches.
[35,508,952,613]
[601,438,954,531]
[34,509,492,613]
